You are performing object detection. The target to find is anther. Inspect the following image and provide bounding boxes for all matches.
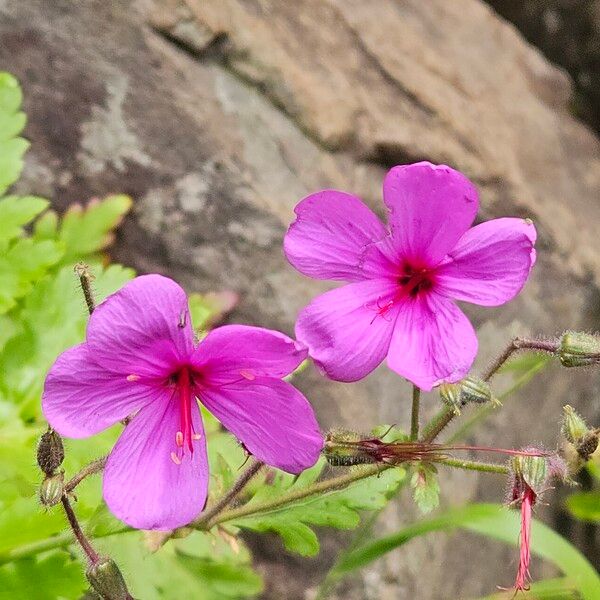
[170,452,181,465]
[240,370,255,381]
[127,374,140,382]
[176,431,184,447]
[192,433,202,440]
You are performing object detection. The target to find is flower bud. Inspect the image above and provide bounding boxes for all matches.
[86,557,132,600]
[37,428,64,475]
[559,332,600,367]
[439,376,494,415]
[511,452,548,495]
[40,472,64,507]
[561,405,588,445]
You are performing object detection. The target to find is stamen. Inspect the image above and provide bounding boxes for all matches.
[127,374,140,382]
[170,452,181,465]
[175,431,184,447]
[192,433,202,440]
[240,369,255,381]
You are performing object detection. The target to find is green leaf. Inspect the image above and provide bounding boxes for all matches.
[335,504,600,600]
[95,532,262,599]
[565,491,600,523]
[230,459,406,556]
[0,553,86,600]
[476,577,579,600]
[57,195,132,261]
[0,73,28,194]
[0,196,49,242]
[410,465,439,514]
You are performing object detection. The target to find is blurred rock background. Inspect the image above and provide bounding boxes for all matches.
[1,1,598,598]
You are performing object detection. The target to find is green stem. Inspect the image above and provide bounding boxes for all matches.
[410,386,421,441]
[201,464,393,530]
[65,456,107,493]
[191,459,263,528]
[434,457,508,475]
[420,406,455,443]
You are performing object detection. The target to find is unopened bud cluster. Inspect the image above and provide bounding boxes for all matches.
[439,376,494,415]
[86,557,132,600]
[559,332,600,367]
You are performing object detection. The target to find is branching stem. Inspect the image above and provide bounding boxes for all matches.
[65,456,107,493]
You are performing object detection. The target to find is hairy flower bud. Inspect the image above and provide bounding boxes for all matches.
[561,405,588,444]
[511,453,548,495]
[439,376,494,415]
[40,472,64,507]
[559,332,600,367]
[37,428,64,475]
[86,557,132,600]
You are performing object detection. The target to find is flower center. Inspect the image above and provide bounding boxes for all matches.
[169,366,201,465]
[370,263,435,323]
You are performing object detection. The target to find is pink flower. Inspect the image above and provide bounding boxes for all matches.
[284,162,536,390]
[42,275,323,530]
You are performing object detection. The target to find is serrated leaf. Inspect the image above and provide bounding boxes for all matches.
[411,465,440,514]
[57,195,132,261]
[0,196,49,242]
[229,459,405,556]
[95,532,262,600]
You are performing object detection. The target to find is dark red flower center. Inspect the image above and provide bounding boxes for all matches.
[371,262,435,323]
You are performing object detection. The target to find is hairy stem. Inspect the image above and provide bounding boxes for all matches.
[482,337,558,382]
[65,456,107,493]
[200,464,394,530]
[433,457,509,475]
[61,496,100,564]
[74,262,96,315]
[192,460,264,528]
[420,406,455,443]
[410,386,421,441]
[421,337,558,444]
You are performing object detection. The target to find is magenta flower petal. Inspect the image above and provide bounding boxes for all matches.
[192,325,307,382]
[42,344,160,438]
[284,190,392,281]
[387,293,478,391]
[435,218,537,306]
[295,279,400,382]
[87,275,194,377]
[103,398,208,530]
[383,162,478,266]
[200,377,323,473]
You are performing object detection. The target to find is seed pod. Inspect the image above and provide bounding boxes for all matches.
[40,472,64,507]
[86,557,132,600]
[559,332,600,367]
[37,428,64,475]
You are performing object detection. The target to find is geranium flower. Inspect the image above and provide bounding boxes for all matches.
[284,162,536,390]
[42,275,323,530]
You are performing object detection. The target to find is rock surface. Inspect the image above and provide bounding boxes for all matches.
[1,0,599,598]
